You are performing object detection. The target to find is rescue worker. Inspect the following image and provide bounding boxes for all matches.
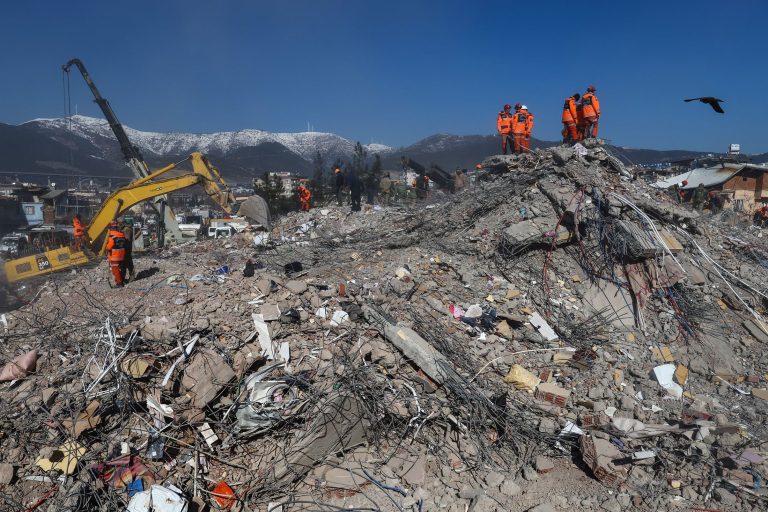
[298,183,311,211]
[521,105,534,152]
[708,191,723,214]
[348,172,362,212]
[72,214,87,250]
[497,104,515,154]
[575,100,585,141]
[122,221,135,282]
[511,104,529,154]
[581,85,600,138]
[334,168,345,206]
[561,93,580,143]
[453,169,466,192]
[105,221,127,287]
[691,183,707,210]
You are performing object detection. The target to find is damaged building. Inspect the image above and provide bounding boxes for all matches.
[1,142,768,512]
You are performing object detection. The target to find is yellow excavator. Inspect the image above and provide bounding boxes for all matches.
[2,152,235,284]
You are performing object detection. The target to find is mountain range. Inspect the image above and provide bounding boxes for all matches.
[1,115,765,183]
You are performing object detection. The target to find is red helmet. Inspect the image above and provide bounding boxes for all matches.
[587,85,596,92]
[514,103,522,109]
[503,103,511,110]
[681,180,688,186]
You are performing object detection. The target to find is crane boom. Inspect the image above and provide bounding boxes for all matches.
[62,58,182,245]
[62,59,149,178]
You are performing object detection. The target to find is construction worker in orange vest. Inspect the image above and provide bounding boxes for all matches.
[521,105,533,152]
[561,93,580,143]
[575,101,585,141]
[511,104,529,154]
[497,104,515,154]
[105,221,127,287]
[581,85,600,138]
[72,213,87,250]
[298,184,311,211]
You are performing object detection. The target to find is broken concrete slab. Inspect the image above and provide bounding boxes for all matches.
[270,393,369,484]
[743,318,768,343]
[260,303,281,322]
[363,305,460,385]
[180,349,236,408]
[285,280,308,294]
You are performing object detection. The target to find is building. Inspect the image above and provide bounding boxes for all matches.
[252,172,303,198]
[652,162,768,212]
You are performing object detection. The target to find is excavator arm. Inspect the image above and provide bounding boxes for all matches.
[88,152,235,254]
[3,153,235,282]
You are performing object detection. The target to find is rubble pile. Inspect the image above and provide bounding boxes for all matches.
[2,141,768,512]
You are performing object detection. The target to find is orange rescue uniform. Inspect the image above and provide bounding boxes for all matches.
[73,216,86,250]
[298,186,311,211]
[581,92,600,138]
[105,229,127,286]
[575,102,585,141]
[522,109,533,152]
[511,109,531,154]
[497,110,514,154]
[561,97,579,142]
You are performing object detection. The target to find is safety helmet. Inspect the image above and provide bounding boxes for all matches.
[681,180,688,186]
[475,164,482,169]
[521,105,528,110]
[503,103,511,110]
[514,103,522,109]
[108,221,118,229]
[587,85,596,92]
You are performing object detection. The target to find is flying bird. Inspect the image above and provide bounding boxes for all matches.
[684,97,725,113]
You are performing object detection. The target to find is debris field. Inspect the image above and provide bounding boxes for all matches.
[2,141,768,512]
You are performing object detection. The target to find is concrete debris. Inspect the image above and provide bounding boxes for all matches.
[180,349,236,408]
[5,143,768,511]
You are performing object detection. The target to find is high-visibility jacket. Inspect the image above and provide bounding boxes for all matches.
[522,109,534,135]
[512,110,530,134]
[73,217,86,237]
[106,230,126,262]
[562,97,578,123]
[582,92,600,118]
[299,186,311,201]
[497,111,514,134]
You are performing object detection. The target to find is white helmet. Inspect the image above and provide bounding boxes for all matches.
[521,105,528,110]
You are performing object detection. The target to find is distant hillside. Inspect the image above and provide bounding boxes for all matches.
[382,134,557,170]
[1,116,760,183]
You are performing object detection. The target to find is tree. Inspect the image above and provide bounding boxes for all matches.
[310,151,326,204]
[253,172,292,216]
[351,142,368,176]
[331,157,344,173]
[370,154,382,179]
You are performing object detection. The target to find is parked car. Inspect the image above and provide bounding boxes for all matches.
[209,226,236,238]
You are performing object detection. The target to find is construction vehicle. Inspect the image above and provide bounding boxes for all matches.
[400,156,454,190]
[63,58,183,246]
[2,153,235,284]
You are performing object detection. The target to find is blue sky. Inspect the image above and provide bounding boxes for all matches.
[2,1,767,152]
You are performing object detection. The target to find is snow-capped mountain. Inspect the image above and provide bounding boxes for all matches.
[24,115,391,168]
